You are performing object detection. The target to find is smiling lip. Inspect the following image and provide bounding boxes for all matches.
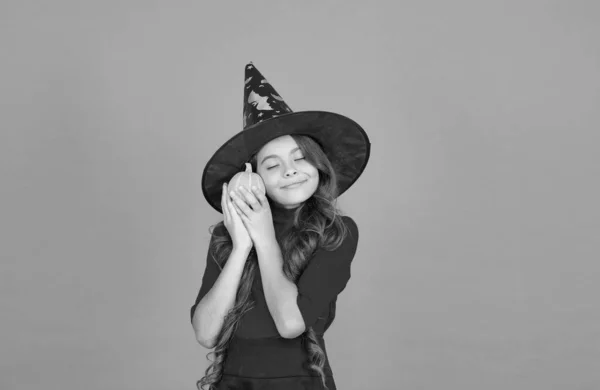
[283,180,307,189]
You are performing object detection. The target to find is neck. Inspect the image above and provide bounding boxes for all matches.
[271,202,299,228]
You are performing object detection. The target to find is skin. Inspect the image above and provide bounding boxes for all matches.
[254,135,319,210]
[221,182,253,251]
[227,135,318,337]
[228,135,319,246]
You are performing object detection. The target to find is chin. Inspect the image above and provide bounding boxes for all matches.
[280,196,310,208]
[274,192,309,206]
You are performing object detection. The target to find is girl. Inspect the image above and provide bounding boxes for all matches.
[191,63,370,390]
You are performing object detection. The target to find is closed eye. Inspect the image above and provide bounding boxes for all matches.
[267,157,304,170]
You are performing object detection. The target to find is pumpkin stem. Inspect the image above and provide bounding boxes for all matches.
[245,162,252,172]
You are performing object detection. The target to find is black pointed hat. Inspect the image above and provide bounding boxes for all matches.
[202,62,371,214]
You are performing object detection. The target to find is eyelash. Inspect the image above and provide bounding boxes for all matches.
[267,157,305,170]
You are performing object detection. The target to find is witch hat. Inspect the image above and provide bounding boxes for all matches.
[202,62,370,214]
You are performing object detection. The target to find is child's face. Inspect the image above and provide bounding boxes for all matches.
[255,135,319,209]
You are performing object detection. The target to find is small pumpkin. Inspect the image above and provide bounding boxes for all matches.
[229,163,266,196]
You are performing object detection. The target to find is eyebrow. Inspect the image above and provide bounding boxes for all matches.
[260,147,301,165]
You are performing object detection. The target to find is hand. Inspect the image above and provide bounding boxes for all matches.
[228,185,276,247]
[221,183,252,252]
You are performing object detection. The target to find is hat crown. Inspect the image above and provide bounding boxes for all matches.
[243,63,293,129]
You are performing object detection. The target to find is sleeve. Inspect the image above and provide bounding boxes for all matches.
[296,216,359,329]
[190,225,224,323]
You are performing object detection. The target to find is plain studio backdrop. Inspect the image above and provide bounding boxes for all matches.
[1,1,599,389]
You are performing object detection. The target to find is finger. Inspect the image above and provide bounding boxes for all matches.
[221,183,230,220]
[226,191,240,221]
[230,200,252,233]
[238,186,260,210]
[229,190,253,217]
[232,201,249,224]
[251,185,268,207]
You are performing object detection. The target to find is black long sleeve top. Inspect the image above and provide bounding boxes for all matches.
[190,205,359,339]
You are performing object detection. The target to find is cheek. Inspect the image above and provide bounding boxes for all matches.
[309,175,320,191]
[260,173,279,192]
[303,163,318,181]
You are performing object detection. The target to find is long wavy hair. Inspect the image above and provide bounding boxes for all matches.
[196,134,350,390]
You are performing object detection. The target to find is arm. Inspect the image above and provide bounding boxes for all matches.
[191,239,251,349]
[292,216,359,337]
[254,238,304,339]
[255,216,359,339]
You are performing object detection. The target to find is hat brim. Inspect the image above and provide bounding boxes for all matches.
[202,110,371,214]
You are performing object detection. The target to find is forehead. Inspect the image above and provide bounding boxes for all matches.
[257,135,299,158]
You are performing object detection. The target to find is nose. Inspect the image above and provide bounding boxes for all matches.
[284,167,298,178]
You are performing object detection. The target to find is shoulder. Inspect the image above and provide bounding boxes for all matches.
[324,215,358,253]
[209,221,227,238]
[340,215,359,241]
